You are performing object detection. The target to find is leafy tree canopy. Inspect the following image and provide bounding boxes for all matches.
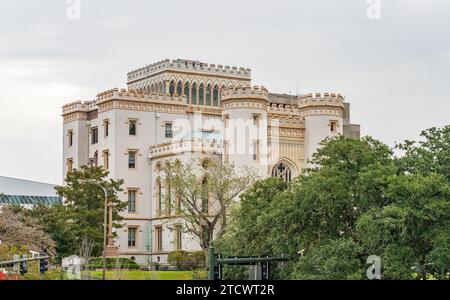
[217,127,450,280]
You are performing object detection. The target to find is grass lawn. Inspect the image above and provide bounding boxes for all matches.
[86,269,206,280]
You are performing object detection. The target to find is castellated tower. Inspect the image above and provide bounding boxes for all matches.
[221,85,269,176]
[299,93,345,162]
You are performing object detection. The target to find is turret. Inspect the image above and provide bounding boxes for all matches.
[221,85,269,176]
[298,93,345,162]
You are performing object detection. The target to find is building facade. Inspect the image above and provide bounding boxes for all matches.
[61,58,360,266]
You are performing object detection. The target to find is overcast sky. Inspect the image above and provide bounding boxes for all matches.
[0,0,449,185]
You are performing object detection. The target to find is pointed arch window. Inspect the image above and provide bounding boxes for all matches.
[205,84,212,106]
[199,83,205,105]
[213,85,219,106]
[220,85,226,102]
[169,80,175,97]
[156,179,163,216]
[165,178,172,215]
[271,162,292,182]
[192,83,197,104]
[184,82,191,102]
[176,81,183,96]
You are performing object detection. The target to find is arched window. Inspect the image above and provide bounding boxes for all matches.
[271,162,292,182]
[150,84,155,93]
[176,81,183,96]
[191,83,197,104]
[199,83,205,105]
[201,177,209,214]
[213,85,219,106]
[184,82,190,103]
[205,84,212,106]
[220,85,226,102]
[165,177,171,215]
[156,179,163,216]
[169,80,175,97]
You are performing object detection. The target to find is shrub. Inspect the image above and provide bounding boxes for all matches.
[86,257,139,270]
[168,251,190,269]
[188,251,206,269]
[168,251,206,270]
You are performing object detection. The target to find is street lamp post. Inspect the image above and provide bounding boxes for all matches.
[79,179,108,281]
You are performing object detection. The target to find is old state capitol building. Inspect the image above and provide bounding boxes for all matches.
[62,58,360,266]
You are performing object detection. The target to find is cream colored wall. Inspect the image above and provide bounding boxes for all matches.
[223,105,268,177]
[62,119,89,177]
[304,115,343,162]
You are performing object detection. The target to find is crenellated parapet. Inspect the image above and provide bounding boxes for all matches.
[127,58,251,84]
[61,100,97,123]
[62,100,96,115]
[220,85,269,110]
[221,85,268,101]
[96,88,186,104]
[298,93,345,117]
[94,88,187,115]
[149,138,221,159]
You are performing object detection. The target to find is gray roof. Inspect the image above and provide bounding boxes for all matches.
[0,175,60,200]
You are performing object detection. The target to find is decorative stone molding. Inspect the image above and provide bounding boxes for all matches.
[63,112,88,124]
[268,126,304,139]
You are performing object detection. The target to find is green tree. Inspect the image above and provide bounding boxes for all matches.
[55,165,126,257]
[356,173,450,279]
[26,203,76,260]
[293,238,364,280]
[396,125,450,182]
[218,127,450,280]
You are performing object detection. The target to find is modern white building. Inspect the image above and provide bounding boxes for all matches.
[61,58,360,266]
[0,176,61,209]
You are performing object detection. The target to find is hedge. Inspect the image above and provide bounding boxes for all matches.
[86,257,140,269]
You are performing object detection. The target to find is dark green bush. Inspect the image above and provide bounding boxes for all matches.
[86,257,140,269]
[168,250,206,270]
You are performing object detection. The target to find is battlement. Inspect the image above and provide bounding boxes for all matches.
[127,58,252,83]
[268,103,300,114]
[149,138,221,158]
[62,100,97,115]
[96,88,186,104]
[221,85,269,102]
[298,93,344,109]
